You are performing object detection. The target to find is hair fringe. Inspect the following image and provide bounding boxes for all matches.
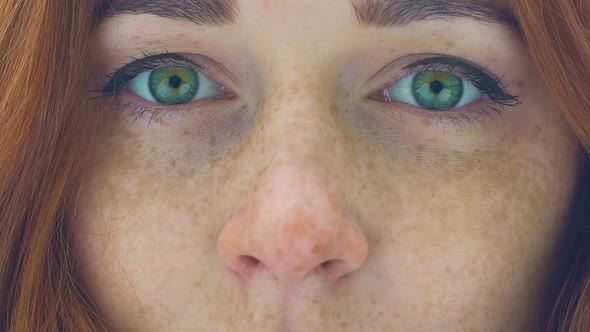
[511,0,590,331]
[0,0,107,331]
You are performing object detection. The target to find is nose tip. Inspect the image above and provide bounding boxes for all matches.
[218,207,368,282]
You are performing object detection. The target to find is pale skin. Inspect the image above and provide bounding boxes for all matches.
[73,0,583,330]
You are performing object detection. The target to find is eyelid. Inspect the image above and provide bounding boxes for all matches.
[366,54,520,108]
[383,71,483,110]
[401,57,516,105]
[95,52,243,127]
[99,52,206,96]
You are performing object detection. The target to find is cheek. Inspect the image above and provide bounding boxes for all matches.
[71,111,248,327]
[71,90,580,330]
[72,157,242,329]
[354,102,580,324]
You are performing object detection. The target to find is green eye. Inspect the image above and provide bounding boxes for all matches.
[128,66,221,105]
[386,71,481,110]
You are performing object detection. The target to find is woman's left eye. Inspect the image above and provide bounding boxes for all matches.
[382,71,482,110]
[128,66,223,105]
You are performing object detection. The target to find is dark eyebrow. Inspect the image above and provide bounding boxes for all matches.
[98,0,238,26]
[352,0,519,31]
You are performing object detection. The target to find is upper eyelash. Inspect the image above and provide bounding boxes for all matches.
[96,53,520,131]
[98,51,203,96]
[401,57,521,107]
[100,53,519,108]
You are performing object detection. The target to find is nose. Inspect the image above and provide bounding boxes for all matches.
[217,164,369,283]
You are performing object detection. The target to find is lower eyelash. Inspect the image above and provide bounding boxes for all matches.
[422,104,506,133]
[118,98,507,132]
[116,102,195,127]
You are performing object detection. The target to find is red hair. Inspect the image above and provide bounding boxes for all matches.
[0,0,105,330]
[512,1,590,330]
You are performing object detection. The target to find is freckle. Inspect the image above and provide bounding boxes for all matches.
[193,281,201,288]
[144,40,160,47]
[284,219,308,238]
[183,130,190,136]
[276,248,284,259]
[329,103,338,116]
[445,41,456,48]
[445,265,452,273]
[517,80,526,88]
[367,161,375,170]
[263,312,275,322]
[288,81,300,95]
[312,244,321,254]
[209,134,217,147]
[423,300,433,318]
[485,56,498,64]
[176,33,187,39]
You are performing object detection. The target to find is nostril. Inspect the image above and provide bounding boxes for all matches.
[234,255,262,280]
[320,260,334,269]
[320,259,343,273]
[239,255,260,270]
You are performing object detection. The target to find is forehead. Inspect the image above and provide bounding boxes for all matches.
[98,0,517,32]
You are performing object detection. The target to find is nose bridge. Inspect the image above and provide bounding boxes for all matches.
[216,63,368,283]
[253,69,350,266]
[266,64,332,121]
[259,64,341,164]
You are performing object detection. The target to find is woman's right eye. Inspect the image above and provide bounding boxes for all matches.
[127,66,225,105]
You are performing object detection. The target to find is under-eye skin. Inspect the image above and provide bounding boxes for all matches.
[98,52,236,123]
[368,56,522,126]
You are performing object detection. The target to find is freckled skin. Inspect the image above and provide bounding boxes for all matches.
[73,1,582,331]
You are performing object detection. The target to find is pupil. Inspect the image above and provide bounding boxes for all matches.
[168,76,182,89]
[430,81,444,94]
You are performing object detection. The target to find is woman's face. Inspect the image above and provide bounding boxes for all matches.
[74,0,583,330]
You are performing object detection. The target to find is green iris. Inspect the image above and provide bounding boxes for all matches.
[412,71,463,110]
[148,67,199,104]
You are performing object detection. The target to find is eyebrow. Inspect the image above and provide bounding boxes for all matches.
[98,0,238,25]
[352,0,519,30]
[98,0,519,32]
